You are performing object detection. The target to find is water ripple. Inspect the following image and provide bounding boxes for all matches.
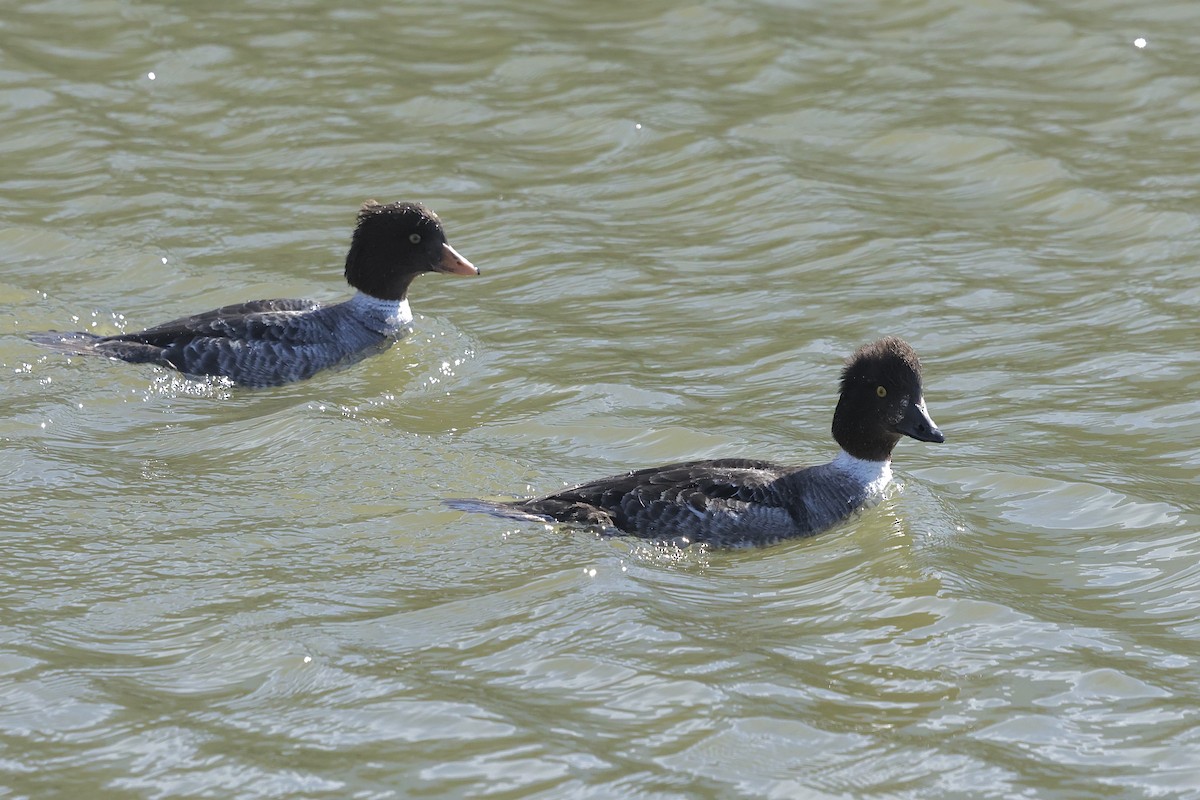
[3,0,1200,797]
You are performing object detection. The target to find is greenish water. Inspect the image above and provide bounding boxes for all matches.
[2,1,1199,797]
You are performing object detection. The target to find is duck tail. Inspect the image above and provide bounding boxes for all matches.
[28,330,106,356]
[444,498,555,525]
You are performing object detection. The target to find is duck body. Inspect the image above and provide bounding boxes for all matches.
[504,452,893,547]
[30,201,476,387]
[35,293,411,387]
[453,337,944,547]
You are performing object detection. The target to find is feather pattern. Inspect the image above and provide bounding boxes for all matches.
[31,294,411,387]
[502,456,888,547]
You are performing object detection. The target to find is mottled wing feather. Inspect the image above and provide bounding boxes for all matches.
[550,459,785,506]
[85,299,347,385]
[514,459,813,543]
[111,299,323,346]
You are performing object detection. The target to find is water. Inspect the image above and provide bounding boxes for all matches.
[2,0,1198,797]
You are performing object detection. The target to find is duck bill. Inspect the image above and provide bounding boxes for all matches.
[895,398,945,443]
[434,242,479,276]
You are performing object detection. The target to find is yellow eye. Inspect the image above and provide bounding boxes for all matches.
[876,385,887,398]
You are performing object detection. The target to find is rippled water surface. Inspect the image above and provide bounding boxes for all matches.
[3,0,1199,797]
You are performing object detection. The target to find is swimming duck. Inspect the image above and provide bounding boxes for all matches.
[30,200,477,387]
[451,337,944,547]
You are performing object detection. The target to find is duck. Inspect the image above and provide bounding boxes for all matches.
[449,337,945,547]
[29,200,478,387]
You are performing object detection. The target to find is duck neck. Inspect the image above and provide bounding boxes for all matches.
[345,259,422,303]
[345,292,413,335]
[830,449,893,495]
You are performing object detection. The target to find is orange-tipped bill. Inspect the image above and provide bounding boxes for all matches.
[436,242,478,275]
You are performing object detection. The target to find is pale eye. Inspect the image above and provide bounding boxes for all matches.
[876,385,887,398]
[408,233,422,244]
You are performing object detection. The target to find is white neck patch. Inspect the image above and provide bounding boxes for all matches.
[831,449,893,497]
[346,292,413,334]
